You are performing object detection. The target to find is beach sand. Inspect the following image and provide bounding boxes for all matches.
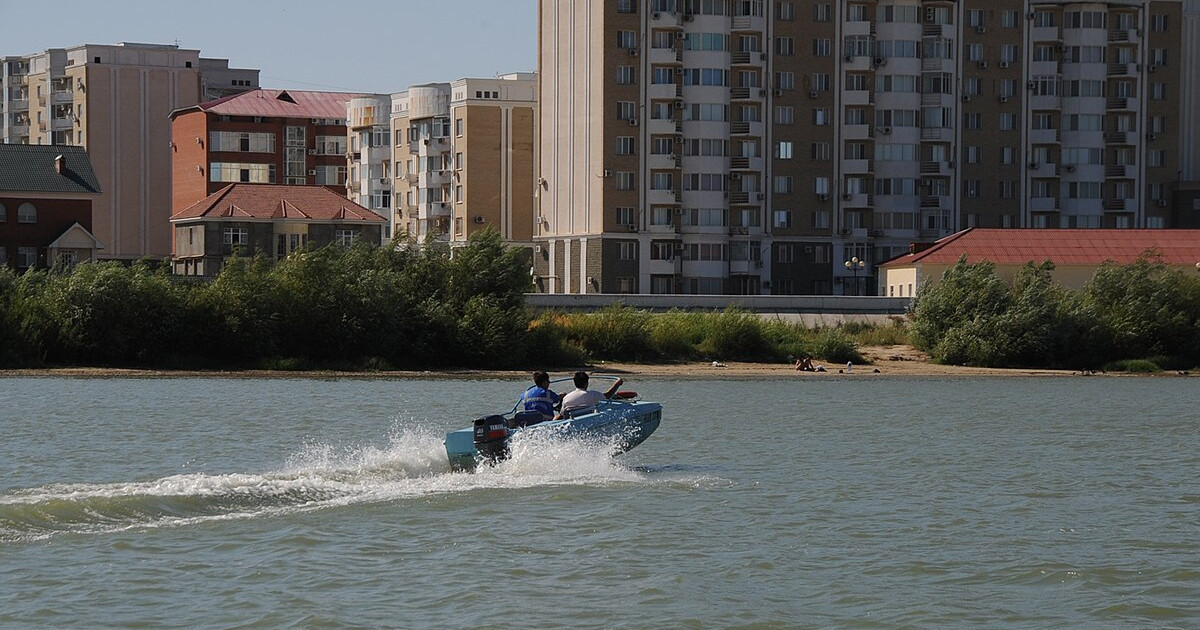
[0,345,1106,380]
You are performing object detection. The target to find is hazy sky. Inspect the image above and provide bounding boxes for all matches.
[2,0,538,94]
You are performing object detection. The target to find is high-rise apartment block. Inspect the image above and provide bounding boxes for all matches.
[536,0,1200,295]
[1,43,258,261]
[349,74,539,245]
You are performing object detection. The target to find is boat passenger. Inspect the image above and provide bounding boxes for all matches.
[556,371,623,419]
[518,371,561,424]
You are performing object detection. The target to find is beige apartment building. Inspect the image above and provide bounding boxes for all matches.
[536,0,1200,295]
[1,42,258,261]
[348,73,538,247]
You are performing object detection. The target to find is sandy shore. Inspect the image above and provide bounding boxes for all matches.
[0,345,1134,380]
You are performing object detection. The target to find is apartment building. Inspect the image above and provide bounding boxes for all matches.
[0,42,258,261]
[170,89,365,219]
[536,0,1200,295]
[356,74,538,246]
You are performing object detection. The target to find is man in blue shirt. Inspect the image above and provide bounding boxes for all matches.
[518,371,561,424]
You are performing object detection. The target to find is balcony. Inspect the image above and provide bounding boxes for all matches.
[648,189,680,206]
[8,98,28,110]
[1103,198,1128,211]
[728,191,751,204]
[730,87,765,101]
[919,195,949,209]
[1029,197,1058,212]
[1029,95,1062,110]
[8,124,29,136]
[649,82,678,101]
[919,161,952,176]
[1029,128,1059,145]
[51,117,73,131]
[731,15,765,32]
[1106,97,1136,110]
[51,91,73,104]
[1107,62,1136,76]
[844,159,872,174]
[730,51,764,66]
[1104,131,1134,145]
[1108,28,1139,43]
[843,89,873,106]
[920,127,953,142]
[1105,165,1134,178]
[650,46,682,66]
[649,9,683,28]
[842,193,873,207]
[419,170,450,188]
[1031,26,1060,42]
[843,124,874,140]
[648,153,680,170]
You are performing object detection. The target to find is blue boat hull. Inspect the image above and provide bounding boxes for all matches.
[445,400,663,471]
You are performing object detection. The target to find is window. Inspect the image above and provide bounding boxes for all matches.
[999,113,1017,131]
[775,71,794,90]
[775,141,793,159]
[617,101,637,120]
[17,202,36,223]
[811,38,830,56]
[1149,150,1166,167]
[0,202,5,222]
[964,180,980,198]
[617,66,636,85]
[17,247,36,269]
[616,136,636,155]
[812,108,829,125]
[775,106,794,124]
[1152,14,1168,32]
[774,210,792,228]
[1001,147,1015,165]
[209,131,276,153]
[774,176,793,194]
[1150,83,1167,100]
[617,0,637,13]
[777,243,794,262]
[999,181,1016,198]
[336,229,358,248]
[776,37,794,56]
[811,73,830,92]
[1002,10,1018,28]
[810,142,830,161]
[616,207,636,225]
[1033,12,1054,28]
[813,3,830,21]
[616,30,637,49]
[615,172,636,190]
[777,2,795,20]
[223,227,248,246]
[652,172,674,190]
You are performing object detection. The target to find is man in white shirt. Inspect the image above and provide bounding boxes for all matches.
[556,371,624,419]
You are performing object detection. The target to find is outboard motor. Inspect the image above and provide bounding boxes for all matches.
[473,414,511,463]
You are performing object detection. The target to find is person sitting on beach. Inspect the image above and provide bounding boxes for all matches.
[795,355,816,371]
[518,371,561,424]
[556,371,623,419]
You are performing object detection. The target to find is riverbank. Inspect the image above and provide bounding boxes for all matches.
[0,345,1155,379]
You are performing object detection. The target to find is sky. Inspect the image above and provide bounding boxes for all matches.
[2,0,539,94]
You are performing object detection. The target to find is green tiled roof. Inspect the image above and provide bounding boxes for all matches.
[0,144,101,194]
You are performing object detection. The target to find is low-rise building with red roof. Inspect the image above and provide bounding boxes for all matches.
[0,145,104,271]
[170,89,366,216]
[880,228,1200,298]
[170,183,386,277]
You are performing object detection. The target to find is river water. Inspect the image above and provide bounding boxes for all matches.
[1,376,1198,629]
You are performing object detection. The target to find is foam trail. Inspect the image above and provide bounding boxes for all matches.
[0,422,651,542]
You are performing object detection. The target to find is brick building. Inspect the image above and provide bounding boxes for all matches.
[169,89,366,216]
[0,144,103,270]
[169,183,387,277]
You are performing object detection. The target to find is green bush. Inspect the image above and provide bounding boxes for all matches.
[812,327,866,365]
[697,307,776,361]
[1104,359,1162,373]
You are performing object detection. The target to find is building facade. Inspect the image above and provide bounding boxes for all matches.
[0,42,258,261]
[881,227,1200,294]
[0,144,103,270]
[536,0,1200,295]
[170,183,387,277]
[349,74,539,247]
[170,89,365,218]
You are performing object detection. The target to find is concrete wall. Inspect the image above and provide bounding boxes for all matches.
[526,293,910,316]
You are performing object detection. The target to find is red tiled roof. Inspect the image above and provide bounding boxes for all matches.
[180,89,367,119]
[882,228,1200,268]
[171,184,387,223]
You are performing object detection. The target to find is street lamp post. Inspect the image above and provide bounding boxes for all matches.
[844,256,865,296]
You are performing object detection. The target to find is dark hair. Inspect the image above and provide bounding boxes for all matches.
[533,371,549,386]
[573,371,589,389]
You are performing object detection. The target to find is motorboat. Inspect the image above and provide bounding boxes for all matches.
[444,377,663,471]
